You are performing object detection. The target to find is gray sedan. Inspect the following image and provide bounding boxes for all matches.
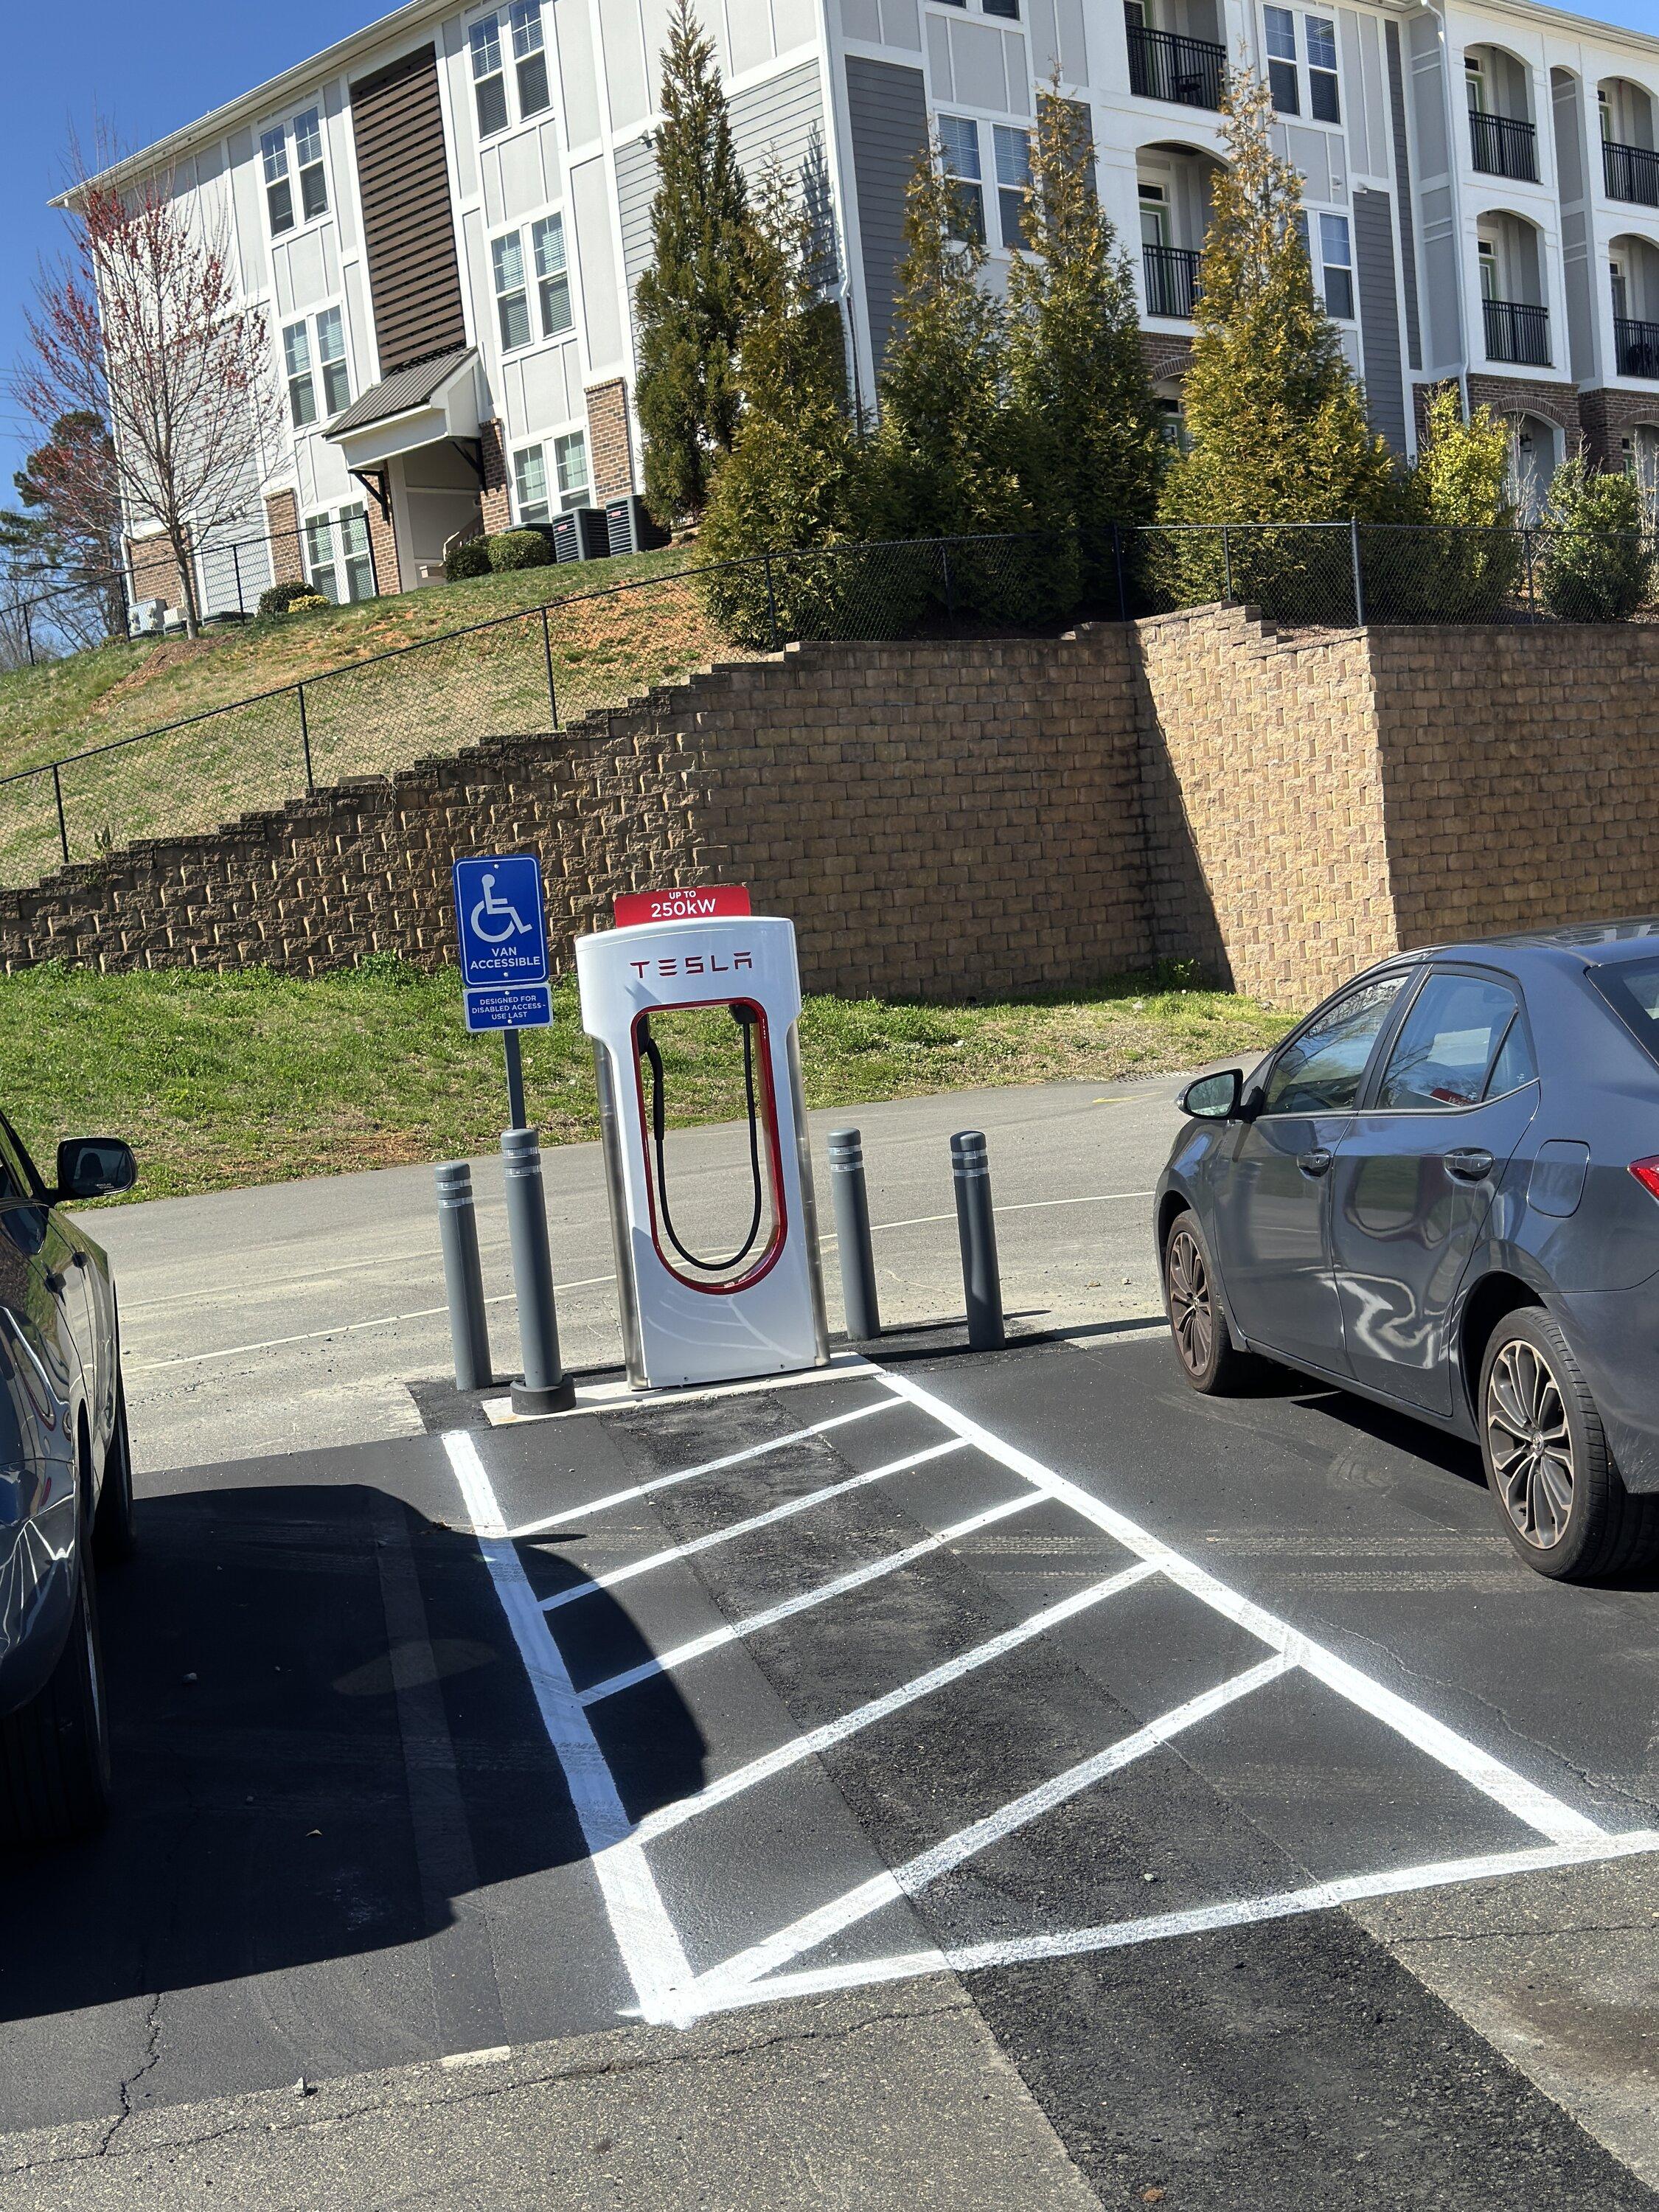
[1155,922,1659,1582]
[0,1127,136,1846]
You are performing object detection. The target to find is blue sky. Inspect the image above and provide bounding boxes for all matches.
[7,0,1659,505]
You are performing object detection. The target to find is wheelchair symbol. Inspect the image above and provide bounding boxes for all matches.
[469,871,534,945]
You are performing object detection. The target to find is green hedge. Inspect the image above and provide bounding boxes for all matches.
[487,530,554,573]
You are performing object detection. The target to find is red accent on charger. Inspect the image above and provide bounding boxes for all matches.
[1630,1158,1659,1201]
[614,886,751,928]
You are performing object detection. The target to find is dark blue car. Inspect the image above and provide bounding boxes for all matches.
[0,1129,136,1847]
[1155,922,1659,1582]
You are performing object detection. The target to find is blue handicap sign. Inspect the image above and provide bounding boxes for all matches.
[453,855,549,990]
[463,981,554,1034]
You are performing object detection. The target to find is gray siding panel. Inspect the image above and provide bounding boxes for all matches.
[845,57,929,370]
[616,131,658,307]
[1356,187,1408,453]
[1385,21,1422,373]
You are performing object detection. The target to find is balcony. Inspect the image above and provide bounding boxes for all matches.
[1469,110,1538,182]
[1604,138,1659,207]
[1144,243,1201,319]
[1615,315,1659,378]
[1484,296,1551,366]
[1127,21,1226,111]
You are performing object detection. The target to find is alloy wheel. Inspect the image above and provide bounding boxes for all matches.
[1166,1227,1213,1380]
[1486,1338,1576,1548]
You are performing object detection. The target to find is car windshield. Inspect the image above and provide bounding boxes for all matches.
[1593,956,1659,1067]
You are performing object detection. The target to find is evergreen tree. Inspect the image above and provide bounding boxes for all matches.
[1005,87,1162,596]
[874,144,1062,617]
[1381,382,1518,618]
[700,160,894,642]
[1156,72,1395,616]
[1536,453,1652,621]
[633,0,752,526]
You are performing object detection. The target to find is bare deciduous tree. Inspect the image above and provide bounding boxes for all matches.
[17,140,283,636]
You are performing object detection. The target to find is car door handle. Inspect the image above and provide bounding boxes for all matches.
[1444,1147,1495,1181]
[1297,1148,1334,1178]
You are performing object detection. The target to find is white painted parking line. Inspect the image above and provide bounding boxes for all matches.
[633,1558,1164,1843]
[445,1431,695,2028]
[538,1438,967,1613]
[507,1393,902,1540]
[876,1369,1604,1848]
[692,1655,1294,2006]
[694,1827,1659,2014]
[579,1490,1043,1707]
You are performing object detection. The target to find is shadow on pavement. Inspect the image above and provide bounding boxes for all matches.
[0,1481,706,2026]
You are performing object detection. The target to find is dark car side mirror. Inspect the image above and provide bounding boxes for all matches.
[55,1137,137,1203]
[1178,1068,1243,1121]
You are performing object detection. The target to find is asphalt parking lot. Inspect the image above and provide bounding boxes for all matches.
[5,1309,1659,2208]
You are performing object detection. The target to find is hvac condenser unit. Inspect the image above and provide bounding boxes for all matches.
[605,495,669,558]
[128,599,165,638]
[552,507,611,563]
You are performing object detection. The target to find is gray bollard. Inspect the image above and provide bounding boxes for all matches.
[827,1129,881,1342]
[951,1130,1005,1352]
[501,1127,576,1414]
[434,1161,493,1392]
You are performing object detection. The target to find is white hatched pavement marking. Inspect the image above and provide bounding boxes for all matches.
[689,1827,1659,2015]
[876,1369,1604,1848]
[445,1432,695,2028]
[633,1558,1163,1843]
[507,1393,901,1540]
[579,1490,1043,1707]
[690,1655,1293,2006]
[539,1438,967,1613]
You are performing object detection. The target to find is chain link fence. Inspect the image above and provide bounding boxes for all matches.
[10,521,1659,894]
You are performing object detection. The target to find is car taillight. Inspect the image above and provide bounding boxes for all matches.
[1630,1158,1659,1201]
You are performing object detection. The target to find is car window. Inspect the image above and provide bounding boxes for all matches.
[1484,1013,1538,1099]
[1375,973,1523,1109]
[1594,956,1659,1071]
[1260,975,1406,1116]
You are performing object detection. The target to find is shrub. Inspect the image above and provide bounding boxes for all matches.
[1535,456,1652,622]
[445,535,493,582]
[285,593,330,614]
[1363,386,1520,622]
[487,529,554,573]
[257,578,319,619]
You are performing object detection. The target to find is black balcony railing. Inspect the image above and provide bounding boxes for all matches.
[1604,137,1659,206]
[1127,21,1226,109]
[1484,296,1551,366]
[1615,314,1659,378]
[1470,109,1538,181]
[1144,243,1201,319]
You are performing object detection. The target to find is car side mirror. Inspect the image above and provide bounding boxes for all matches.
[55,1137,136,1203]
[1178,1068,1242,1121]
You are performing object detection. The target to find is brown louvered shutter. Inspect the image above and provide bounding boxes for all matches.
[349,46,469,375]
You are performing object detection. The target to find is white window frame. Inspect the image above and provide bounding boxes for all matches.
[532,212,573,338]
[513,444,552,523]
[315,305,352,418]
[937,114,986,243]
[553,428,591,507]
[283,320,317,428]
[492,229,533,352]
[303,504,376,605]
[1265,7,1299,116]
[1304,14,1340,123]
[992,125,1032,252]
[1318,211,1353,319]
[283,306,353,431]
[470,2,551,139]
[261,105,330,238]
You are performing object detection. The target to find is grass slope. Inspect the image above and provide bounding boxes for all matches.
[4,961,1295,1203]
[0,549,706,887]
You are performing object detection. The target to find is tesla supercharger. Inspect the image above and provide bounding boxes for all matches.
[576,902,830,1390]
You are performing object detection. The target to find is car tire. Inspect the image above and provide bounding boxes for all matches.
[0,1556,111,1848]
[1163,1208,1253,1394]
[93,1374,137,1565]
[1479,1307,1659,1582]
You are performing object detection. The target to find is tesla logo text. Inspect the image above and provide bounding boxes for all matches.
[630,953,755,978]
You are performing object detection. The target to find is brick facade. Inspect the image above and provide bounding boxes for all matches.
[264,492,304,588]
[13,608,1659,1010]
[1464,372,1583,451]
[479,419,512,534]
[585,378,635,504]
[364,487,401,597]
[126,532,189,614]
[1575,385,1659,470]
[1140,335,1194,384]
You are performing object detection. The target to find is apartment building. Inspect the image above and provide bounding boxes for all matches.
[83,0,1659,614]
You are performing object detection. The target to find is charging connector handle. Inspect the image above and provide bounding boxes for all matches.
[639,1006,766,1274]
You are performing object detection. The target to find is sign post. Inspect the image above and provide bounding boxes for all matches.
[453,854,553,1130]
[451,855,573,1413]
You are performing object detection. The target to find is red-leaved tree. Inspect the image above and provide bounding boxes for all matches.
[18,142,283,635]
